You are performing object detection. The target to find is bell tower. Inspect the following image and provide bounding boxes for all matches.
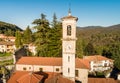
[61,9,78,81]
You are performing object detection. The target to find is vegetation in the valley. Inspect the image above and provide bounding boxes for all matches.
[0,59,13,66]
[0,52,12,57]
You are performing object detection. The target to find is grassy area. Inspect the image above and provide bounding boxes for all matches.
[0,52,12,57]
[0,59,13,66]
[0,59,13,74]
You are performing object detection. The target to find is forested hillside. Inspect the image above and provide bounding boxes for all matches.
[76,24,120,69]
[0,21,23,36]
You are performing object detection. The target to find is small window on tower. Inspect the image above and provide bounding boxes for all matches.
[68,56,70,62]
[68,68,70,73]
[67,25,71,36]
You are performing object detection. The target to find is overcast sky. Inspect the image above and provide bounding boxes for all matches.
[0,0,120,29]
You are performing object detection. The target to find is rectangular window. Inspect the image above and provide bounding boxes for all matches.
[68,68,70,73]
[56,68,59,72]
[23,67,26,70]
[75,70,79,77]
[39,68,43,72]
[68,56,70,62]
[29,67,31,69]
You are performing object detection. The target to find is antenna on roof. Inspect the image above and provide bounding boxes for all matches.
[68,3,71,16]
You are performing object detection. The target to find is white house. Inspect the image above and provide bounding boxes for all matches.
[0,34,15,42]
[0,41,15,53]
[28,43,36,55]
[83,55,114,72]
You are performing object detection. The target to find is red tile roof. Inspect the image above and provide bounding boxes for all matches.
[57,76,75,83]
[17,72,43,83]
[16,57,90,69]
[7,71,28,83]
[44,73,75,83]
[88,78,117,83]
[76,58,90,69]
[84,55,113,62]
[7,71,43,83]
[8,71,75,83]
[16,57,62,66]
[61,15,78,21]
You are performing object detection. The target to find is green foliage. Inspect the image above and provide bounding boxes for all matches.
[84,42,96,55]
[0,59,13,66]
[0,21,23,36]
[0,52,12,57]
[32,13,51,56]
[48,14,62,57]
[77,25,120,69]
[32,13,62,57]
[22,26,33,44]
[15,31,23,48]
[76,38,83,58]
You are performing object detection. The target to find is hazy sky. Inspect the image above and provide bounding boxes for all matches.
[0,0,120,29]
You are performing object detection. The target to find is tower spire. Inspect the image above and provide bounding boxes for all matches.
[68,3,71,16]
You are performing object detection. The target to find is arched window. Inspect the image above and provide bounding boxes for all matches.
[67,25,71,36]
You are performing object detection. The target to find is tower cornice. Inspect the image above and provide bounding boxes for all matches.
[62,38,77,41]
[61,16,78,21]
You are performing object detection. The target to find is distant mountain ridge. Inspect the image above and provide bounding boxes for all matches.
[0,21,23,36]
[77,24,120,29]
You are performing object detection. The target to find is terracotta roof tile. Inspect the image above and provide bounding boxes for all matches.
[57,76,75,83]
[44,74,75,83]
[76,58,90,69]
[17,72,43,83]
[16,57,89,69]
[61,15,78,21]
[7,71,43,83]
[84,55,113,62]
[88,78,117,83]
[16,57,62,66]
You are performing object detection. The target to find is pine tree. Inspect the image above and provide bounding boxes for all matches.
[32,13,50,56]
[23,26,32,44]
[48,13,62,57]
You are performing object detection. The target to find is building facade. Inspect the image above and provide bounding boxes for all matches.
[0,41,15,53]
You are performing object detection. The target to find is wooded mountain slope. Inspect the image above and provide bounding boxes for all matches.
[0,21,23,36]
[76,24,120,69]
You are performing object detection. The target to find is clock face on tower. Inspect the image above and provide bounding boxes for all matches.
[65,44,72,51]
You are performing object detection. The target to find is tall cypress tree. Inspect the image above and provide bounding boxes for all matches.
[15,31,23,48]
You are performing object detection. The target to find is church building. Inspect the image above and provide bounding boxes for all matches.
[7,10,89,83]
